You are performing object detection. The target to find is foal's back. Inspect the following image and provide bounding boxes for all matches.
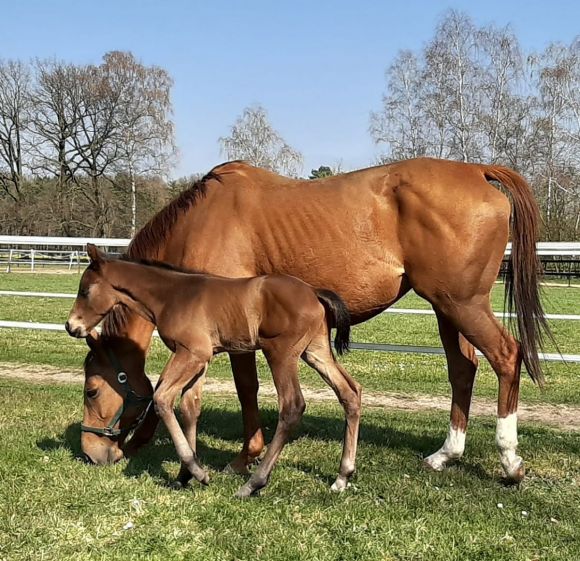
[161,273,323,354]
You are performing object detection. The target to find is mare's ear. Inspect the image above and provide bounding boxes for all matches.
[86,243,106,264]
[86,329,101,352]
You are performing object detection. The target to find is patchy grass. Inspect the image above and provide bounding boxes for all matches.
[0,379,578,561]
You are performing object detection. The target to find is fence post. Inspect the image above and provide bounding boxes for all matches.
[30,249,35,272]
[7,249,13,273]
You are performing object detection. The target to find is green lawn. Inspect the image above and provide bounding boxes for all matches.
[0,380,578,561]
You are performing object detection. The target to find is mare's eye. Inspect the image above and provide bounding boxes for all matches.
[79,287,89,298]
[86,388,98,399]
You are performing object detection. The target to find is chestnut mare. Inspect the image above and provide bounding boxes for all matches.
[76,157,550,483]
[67,245,359,496]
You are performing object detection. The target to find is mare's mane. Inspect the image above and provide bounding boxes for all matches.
[101,167,225,337]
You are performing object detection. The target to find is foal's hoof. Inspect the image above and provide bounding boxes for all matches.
[330,476,349,493]
[503,458,525,484]
[235,483,259,499]
[196,471,210,486]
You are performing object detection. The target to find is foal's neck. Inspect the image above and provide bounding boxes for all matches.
[106,260,195,324]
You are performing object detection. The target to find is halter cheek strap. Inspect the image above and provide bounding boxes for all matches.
[80,348,153,438]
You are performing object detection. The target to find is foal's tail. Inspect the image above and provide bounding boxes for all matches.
[482,165,554,387]
[315,289,351,355]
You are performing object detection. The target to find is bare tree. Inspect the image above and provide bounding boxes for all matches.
[219,105,303,176]
[370,50,427,160]
[0,60,32,201]
[478,25,525,164]
[104,51,175,235]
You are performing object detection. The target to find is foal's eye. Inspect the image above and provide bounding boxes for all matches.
[79,287,89,298]
[86,388,99,399]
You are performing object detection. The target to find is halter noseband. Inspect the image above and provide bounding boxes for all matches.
[80,347,153,438]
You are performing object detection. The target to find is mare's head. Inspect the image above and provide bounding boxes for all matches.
[66,244,156,464]
[66,244,116,338]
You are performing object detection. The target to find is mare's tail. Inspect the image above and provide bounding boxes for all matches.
[482,164,554,386]
[315,289,351,355]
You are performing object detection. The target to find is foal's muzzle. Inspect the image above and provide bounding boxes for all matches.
[65,320,86,338]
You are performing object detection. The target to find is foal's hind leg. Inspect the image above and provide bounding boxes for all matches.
[175,367,207,486]
[438,299,525,482]
[303,334,362,492]
[236,353,305,498]
[424,312,478,471]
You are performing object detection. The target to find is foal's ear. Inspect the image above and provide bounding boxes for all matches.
[86,243,106,264]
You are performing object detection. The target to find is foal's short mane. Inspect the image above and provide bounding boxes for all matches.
[101,168,225,337]
[118,256,209,276]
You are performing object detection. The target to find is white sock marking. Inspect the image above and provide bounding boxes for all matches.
[496,413,522,476]
[425,423,466,470]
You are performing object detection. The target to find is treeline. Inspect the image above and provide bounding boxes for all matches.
[371,11,580,240]
[0,52,175,237]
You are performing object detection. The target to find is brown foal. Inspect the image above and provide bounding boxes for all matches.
[67,244,361,497]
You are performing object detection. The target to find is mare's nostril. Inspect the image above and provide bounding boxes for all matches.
[64,321,71,334]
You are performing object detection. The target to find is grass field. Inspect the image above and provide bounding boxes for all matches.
[0,272,579,560]
[1,380,579,561]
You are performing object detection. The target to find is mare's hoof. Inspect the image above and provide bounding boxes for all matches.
[503,458,525,484]
[170,480,185,490]
[224,462,250,476]
[423,457,446,472]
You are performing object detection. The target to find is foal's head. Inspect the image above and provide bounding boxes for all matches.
[66,244,117,338]
[66,244,156,464]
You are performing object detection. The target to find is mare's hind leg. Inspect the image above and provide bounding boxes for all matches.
[424,312,478,471]
[302,334,362,492]
[437,298,524,482]
[227,352,265,475]
[236,353,305,498]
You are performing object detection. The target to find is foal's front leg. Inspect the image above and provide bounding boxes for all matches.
[154,350,210,485]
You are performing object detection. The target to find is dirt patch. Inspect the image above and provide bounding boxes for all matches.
[1,362,578,431]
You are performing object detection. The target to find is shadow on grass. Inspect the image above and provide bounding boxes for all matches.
[37,422,83,458]
[36,403,577,489]
[34,405,448,487]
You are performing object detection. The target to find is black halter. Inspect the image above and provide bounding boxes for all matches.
[80,347,153,438]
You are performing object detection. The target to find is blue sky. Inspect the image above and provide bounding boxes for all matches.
[3,0,579,177]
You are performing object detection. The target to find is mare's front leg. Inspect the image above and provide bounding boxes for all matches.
[154,349,210,485]
[227,352,265,474]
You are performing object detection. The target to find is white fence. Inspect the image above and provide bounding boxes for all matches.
[1,236,579,363]
[0,236,129,272]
